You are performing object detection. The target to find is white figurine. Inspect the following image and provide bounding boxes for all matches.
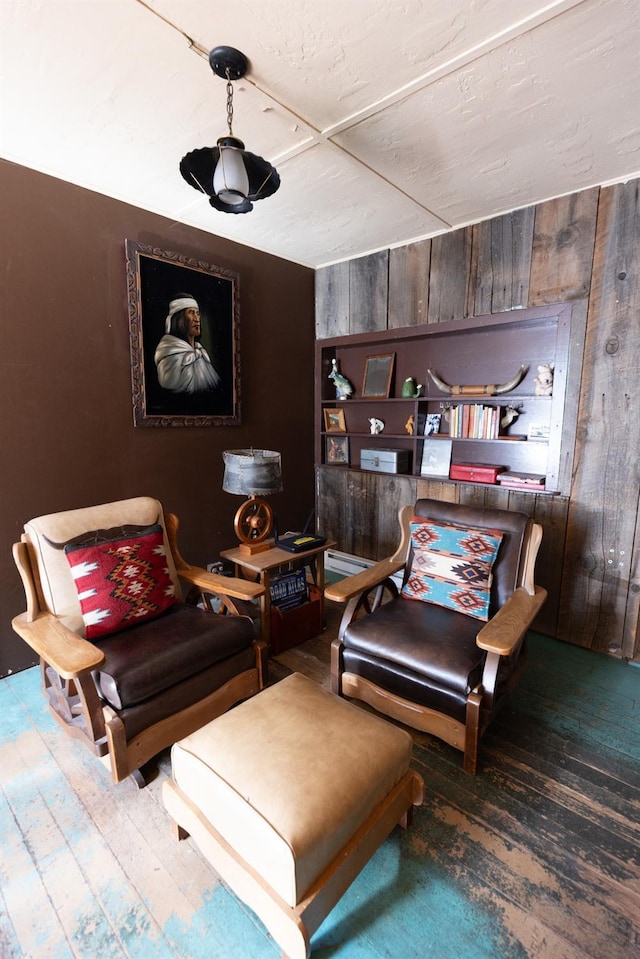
[369,417,384,435]
[534,364,554,396]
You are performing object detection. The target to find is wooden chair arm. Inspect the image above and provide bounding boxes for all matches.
[13,539,41,622]
[178,566,265,602]
[165,513,264,602]
[325,503,413,604]
[476,585,547,656]
[11,611,105,679]
[324,558,405,604]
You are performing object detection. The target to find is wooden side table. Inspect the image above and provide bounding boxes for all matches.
[220,540,335,649]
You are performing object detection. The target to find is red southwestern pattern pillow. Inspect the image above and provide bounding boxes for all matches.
[65,524,178,639]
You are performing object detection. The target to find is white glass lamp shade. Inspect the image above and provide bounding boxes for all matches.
[213,138,250,206]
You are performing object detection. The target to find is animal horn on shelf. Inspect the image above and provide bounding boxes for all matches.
[426,365,528,396]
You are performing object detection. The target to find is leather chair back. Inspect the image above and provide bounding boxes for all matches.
[412,498,529,614]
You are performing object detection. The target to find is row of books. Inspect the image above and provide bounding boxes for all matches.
[448,404,503,439]
[269,569,310,611]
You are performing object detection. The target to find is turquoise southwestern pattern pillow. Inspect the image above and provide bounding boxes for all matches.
[402,519,503,621]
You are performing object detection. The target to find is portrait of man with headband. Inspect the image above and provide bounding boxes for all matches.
[154,294,222,394]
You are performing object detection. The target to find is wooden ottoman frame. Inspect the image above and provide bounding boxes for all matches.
[162,674,424,959]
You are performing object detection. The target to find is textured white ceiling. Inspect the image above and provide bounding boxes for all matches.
[1,0,639,268]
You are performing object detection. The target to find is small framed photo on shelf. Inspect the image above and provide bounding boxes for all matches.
[424,413,441,436]
[323,408,346,432]
[362,353,395,398]
[420,438,453,477]
[325,435,350,465]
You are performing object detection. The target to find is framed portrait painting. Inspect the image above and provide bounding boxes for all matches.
[126,240,241,426]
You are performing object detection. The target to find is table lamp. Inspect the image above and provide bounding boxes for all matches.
[222,449,283,555]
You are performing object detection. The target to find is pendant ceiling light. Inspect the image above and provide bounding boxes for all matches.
[180,46,280,214]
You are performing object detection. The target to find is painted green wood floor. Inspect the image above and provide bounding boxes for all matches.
[1,625,639,959]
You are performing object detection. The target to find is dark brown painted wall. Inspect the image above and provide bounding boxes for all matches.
[0,160,315,676]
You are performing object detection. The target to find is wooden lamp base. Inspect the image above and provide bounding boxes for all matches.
[234,496,276,555]
[238,538,274,556]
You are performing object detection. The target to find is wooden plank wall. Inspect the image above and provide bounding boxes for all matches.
[559,181,640,659]
[315,179,640,660]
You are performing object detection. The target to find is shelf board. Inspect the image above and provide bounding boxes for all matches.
[319,463,559,494]
[322,431,539,443]
[322,431,412,439]
[424,392,548,399]
[321,393,551,405]
[439,435,531,444]
[322,397,416,404]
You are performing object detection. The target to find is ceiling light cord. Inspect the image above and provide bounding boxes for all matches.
[225,73,235,137]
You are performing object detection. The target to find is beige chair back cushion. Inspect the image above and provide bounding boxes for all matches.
[23,497,182,635]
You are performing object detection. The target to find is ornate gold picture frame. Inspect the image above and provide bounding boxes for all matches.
[126,240,241,427]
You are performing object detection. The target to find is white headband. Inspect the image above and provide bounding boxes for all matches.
[165,297,199,332]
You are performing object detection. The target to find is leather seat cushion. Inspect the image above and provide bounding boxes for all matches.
[343,596,486,695]
[95,604,255,710]
[114,646,258,741]
[342,648,470,724]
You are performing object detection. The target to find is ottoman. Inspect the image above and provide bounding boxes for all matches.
[162,672,424,959]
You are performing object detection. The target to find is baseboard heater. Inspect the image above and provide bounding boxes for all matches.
[324,549,404,590]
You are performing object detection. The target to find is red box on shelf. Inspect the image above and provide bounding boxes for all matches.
[449,463,507,484]
[270,585,323,655]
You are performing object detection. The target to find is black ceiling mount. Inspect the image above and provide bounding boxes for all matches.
[208,46,249,81]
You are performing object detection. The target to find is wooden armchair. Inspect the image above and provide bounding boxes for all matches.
[11,496,267,786]
[326,498,546,774]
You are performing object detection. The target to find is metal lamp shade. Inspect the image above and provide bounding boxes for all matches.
[222,449,283,496]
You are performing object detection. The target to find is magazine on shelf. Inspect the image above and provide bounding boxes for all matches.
[269,570,309,609]
[420,438,453,477]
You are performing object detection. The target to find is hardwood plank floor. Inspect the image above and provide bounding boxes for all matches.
[1,605,638,958]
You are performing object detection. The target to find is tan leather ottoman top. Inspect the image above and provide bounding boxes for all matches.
[170,672,413,907]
